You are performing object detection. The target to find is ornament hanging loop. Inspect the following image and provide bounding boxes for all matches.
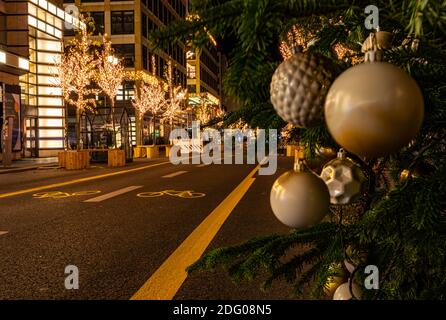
[294,158,306,173]
[362,31,393,63]
[337,148,347,159]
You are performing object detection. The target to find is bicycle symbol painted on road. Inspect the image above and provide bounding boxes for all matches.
[33,191,101,199]
[137,190,206,199]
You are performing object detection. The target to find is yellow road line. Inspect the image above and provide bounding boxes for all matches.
[131,164,260,300]
[0,162,170,199]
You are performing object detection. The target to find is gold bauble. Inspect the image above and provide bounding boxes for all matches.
[333,281,362,300]
[270,161,330,228]
[324,263,348,297]
[324,276,345,297]
[325,62,424,158]
[320,149,367,204]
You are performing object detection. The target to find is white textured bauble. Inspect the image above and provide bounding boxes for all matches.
[320,151,367,204]
[333,282,362,300]
[270,52,335,127]
[270,170,330,228]
[325,62,424,158]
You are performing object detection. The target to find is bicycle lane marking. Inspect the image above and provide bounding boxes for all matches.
[0,161,169,199]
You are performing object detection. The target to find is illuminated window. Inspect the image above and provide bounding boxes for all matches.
[38,86,62,96]
[38,108,63,117]
[19,58,30,70]
[39,129,64,138]
[37,39,62,52]
[39,118,63,127]
[39,139,64,148]
[38,97,62,106]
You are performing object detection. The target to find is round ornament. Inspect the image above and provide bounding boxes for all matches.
[324,59,424,158]
[324,276,345,297]
[270,160,330,228]
[320,149,367,204]
[333,281,362,300]
[324,263,348,297]
[270,50,336,127]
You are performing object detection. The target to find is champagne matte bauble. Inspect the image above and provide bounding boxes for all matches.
[270,52,335,127]
[324,276,346,297]
[324,62,424,158]
[270,168,330,228]
[333,282,362,300]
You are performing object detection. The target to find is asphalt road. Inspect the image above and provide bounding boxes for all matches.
[0,155,295,300]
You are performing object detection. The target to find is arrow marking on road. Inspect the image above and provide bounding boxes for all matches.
[0,161,169,199]
[84,186,143,203]
[131,164,260,300]
[162,171,188,178]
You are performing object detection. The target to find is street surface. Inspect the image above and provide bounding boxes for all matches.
[0,156,295,299]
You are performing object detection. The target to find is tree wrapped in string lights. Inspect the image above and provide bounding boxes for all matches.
[163,61,187,132]
[54,19,97,150]
[96,34,125,148]
[132,71,168,145]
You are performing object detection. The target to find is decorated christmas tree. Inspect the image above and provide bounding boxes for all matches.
[150,0,446,299]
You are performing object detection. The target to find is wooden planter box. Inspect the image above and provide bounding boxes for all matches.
[286,145,297,157]
[59,151,90,170]
[108,149,126,167]
[133,146,147,158]
[286,145,305,158]
[146,146,159,159]
[165,145,172,157]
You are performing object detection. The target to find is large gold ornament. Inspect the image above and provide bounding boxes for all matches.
[270,160,330,228]
[320,149,367,204]
[324,263,348,297]
[333,281,362,300]
[270,51,336,127]
[324,34,424,158]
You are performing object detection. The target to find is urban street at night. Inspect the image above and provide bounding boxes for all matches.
[1,0,445,314]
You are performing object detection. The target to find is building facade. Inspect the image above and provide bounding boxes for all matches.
[186,44,223,123]
[1,0,80,161]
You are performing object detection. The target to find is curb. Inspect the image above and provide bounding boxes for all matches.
[0,164,59,175]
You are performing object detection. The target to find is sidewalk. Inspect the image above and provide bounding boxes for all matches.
[0,157,59,174]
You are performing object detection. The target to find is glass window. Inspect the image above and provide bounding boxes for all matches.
[88,12,105,35]
[142,45,148,70]
[111,11,134,35]
[112,44,135,67]
[141,13,147,38]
